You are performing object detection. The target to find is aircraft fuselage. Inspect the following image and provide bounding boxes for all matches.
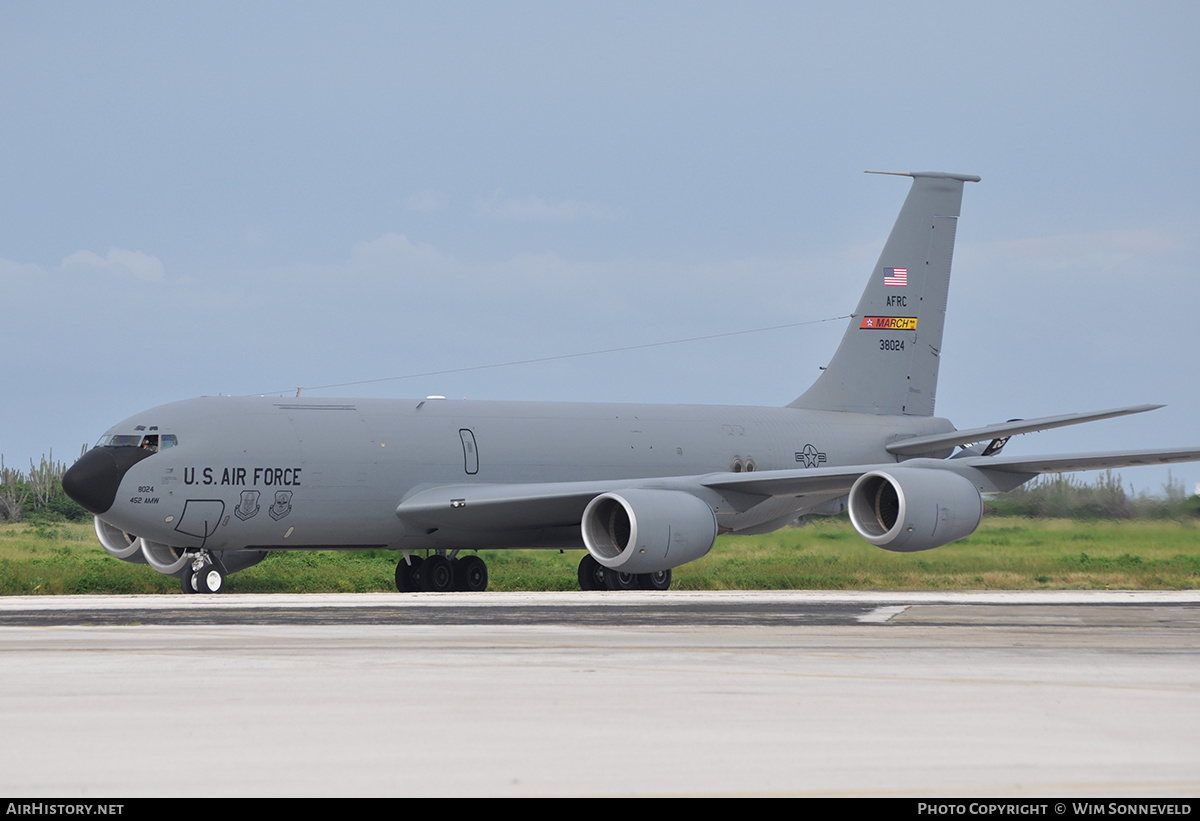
[86,394,955,554]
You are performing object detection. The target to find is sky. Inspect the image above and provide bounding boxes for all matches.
[2,1,1198,496]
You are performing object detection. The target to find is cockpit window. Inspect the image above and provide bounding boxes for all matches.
[101,434,143,447]
[97,433,178,451]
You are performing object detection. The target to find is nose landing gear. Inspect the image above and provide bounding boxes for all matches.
[182,552,227,595]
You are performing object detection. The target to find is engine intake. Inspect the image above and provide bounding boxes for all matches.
[581,489,717,573]
[93,516,146,563]
[93,517,267,578]
[848,467,982,552]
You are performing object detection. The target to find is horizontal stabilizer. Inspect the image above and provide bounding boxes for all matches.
[865,170,982,183]
[885,405,1164,456]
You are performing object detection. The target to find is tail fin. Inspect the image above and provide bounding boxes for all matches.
[789,171,979,416]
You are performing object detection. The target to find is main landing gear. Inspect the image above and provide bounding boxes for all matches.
[576,554,672,591]
[395,553,489,593]
[391,552,673,593]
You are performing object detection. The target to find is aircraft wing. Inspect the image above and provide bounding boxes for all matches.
[950,447,1200,477]
[698,464,877,497]
[397,480,650,531]
[396,463,893,533]
[397,445,1200,533]
[702,447,1200,497]
[394,466,875,532]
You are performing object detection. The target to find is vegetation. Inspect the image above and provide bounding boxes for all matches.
[1,515,1197,595]
[985,470,1200,521]
[0,452,88,524]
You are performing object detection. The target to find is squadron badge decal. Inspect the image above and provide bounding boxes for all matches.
[269,490,293,521]
[235,490,261,521]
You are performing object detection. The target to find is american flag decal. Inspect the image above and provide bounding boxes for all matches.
[884,267,908,287]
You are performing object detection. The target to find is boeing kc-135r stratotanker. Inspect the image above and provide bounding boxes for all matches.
[62,172,1200,593]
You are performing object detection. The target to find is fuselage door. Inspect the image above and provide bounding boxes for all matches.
[459,428,479,475]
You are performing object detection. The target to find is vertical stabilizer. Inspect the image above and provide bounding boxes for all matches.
[790,171,979,416]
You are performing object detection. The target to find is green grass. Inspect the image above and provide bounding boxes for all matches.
[2,517,1198,595]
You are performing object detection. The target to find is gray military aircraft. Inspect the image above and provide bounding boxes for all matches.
[62,171,1200,594]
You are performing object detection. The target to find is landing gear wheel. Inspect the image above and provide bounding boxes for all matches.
[193,565,224,594]
[455,555,488,592]
[181,568,197,594]
[395,556,424,592]
[637,569,672,591]
[422,554,455,592]
[603,568,639,591]
[578,554,606,591]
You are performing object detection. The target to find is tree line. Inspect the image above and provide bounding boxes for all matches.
[0,451,88,523]
[985,471,1200,520]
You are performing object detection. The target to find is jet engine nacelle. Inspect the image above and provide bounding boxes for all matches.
[581,489,717,574]
[94,518,267,577]
[94,516,146,563]
[848,467,983,552]
[139,537,193,575]
[139,538,268,578]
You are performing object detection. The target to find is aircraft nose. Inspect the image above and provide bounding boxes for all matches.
[62,447,155,515]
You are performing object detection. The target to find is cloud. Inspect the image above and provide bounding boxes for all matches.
[404,190,448,212]
[61,247,165,281]
[348,232,452,269]
[475,191,611,222]
[0,258,42,279]
[969,228,1186,278]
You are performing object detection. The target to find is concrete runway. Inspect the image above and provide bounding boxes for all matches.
[1,590,1198,796]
